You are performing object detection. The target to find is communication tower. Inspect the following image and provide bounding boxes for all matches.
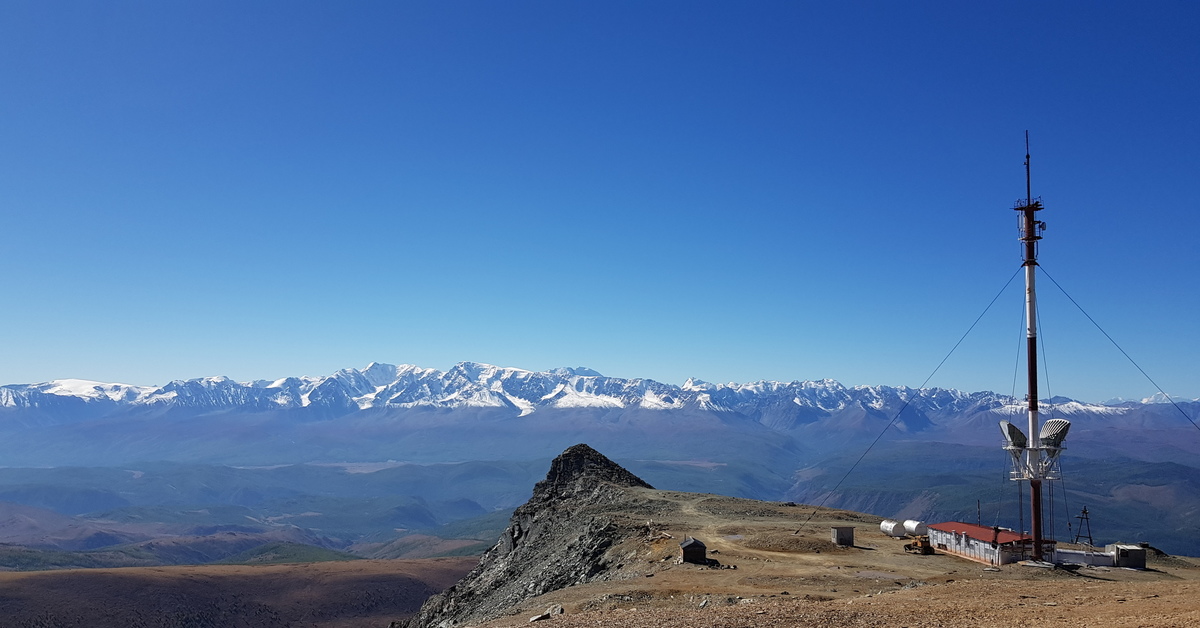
[998,133,1070,562]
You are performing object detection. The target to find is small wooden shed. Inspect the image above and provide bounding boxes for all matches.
[680,536,707,564]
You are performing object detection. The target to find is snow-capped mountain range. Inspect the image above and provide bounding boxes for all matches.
[4,363,1198,560]
[2,361,1196,470]
[0,361,1146,417]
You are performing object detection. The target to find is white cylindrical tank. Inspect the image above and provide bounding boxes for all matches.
[880,520,905,537]
[903,520,928,536]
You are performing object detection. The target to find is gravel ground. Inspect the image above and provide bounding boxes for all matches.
[435,490,1200,628]
[482,578,1200,627]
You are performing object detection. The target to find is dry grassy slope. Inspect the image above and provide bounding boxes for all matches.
[462,489,1200,628]
[0,557,476,628]
[355,533,491,559]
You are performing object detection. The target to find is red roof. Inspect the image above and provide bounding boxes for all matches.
[927,522,1029,545]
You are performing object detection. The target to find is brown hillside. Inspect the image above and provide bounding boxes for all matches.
[0,557,475,628]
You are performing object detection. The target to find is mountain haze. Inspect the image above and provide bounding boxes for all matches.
[3,362,1200,554]
[3,362,1197,469]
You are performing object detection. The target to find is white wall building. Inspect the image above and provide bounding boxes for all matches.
[927,522,1053,566]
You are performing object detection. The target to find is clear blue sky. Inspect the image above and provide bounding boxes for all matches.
[1,1,1196,402]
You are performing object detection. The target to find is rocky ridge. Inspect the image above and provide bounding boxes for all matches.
[402,444,654,628]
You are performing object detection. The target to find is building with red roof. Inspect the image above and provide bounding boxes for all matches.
[927,521,1053,565]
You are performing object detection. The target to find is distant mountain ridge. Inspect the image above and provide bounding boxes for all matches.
[0,360,1139,419]
[2,361,1198,471]
[2,365,1200,557]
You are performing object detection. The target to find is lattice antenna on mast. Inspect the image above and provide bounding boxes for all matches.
[1025,130,1032,206]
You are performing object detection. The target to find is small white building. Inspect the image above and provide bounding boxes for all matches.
[927,522,1053,566]
[1106,544,1147,569]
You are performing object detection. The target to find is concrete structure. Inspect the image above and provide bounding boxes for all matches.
[1055,548,1114,567]
[830,526,855,547]
[1107,544,1147,569]
[927,522,1053,566]
[679,537,707,564]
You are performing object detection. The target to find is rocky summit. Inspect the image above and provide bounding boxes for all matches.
[535,443,654,500]
[402,444,654,628]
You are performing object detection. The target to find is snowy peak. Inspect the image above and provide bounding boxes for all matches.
[1140,392,1200,404]
[40,379,154,403]
[360,362,401,387]
[549,366,604,378]
[0,362,1137,425]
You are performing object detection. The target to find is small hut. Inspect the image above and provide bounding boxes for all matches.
[1107,544,1147,569]
[680,536,707,564]
[830,526,855,547]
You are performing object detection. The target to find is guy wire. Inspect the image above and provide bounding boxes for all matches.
[795,265,1024,532]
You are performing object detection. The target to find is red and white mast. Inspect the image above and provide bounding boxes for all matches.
[999,132,1069,563]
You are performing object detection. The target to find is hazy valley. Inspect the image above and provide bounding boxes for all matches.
[1,361,1198,568]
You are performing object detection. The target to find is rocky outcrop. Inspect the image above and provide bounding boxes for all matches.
[403,444,653,628]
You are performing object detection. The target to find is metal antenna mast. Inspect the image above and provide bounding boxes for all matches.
[999,132,1069,563]
[1025,131,1032,205]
